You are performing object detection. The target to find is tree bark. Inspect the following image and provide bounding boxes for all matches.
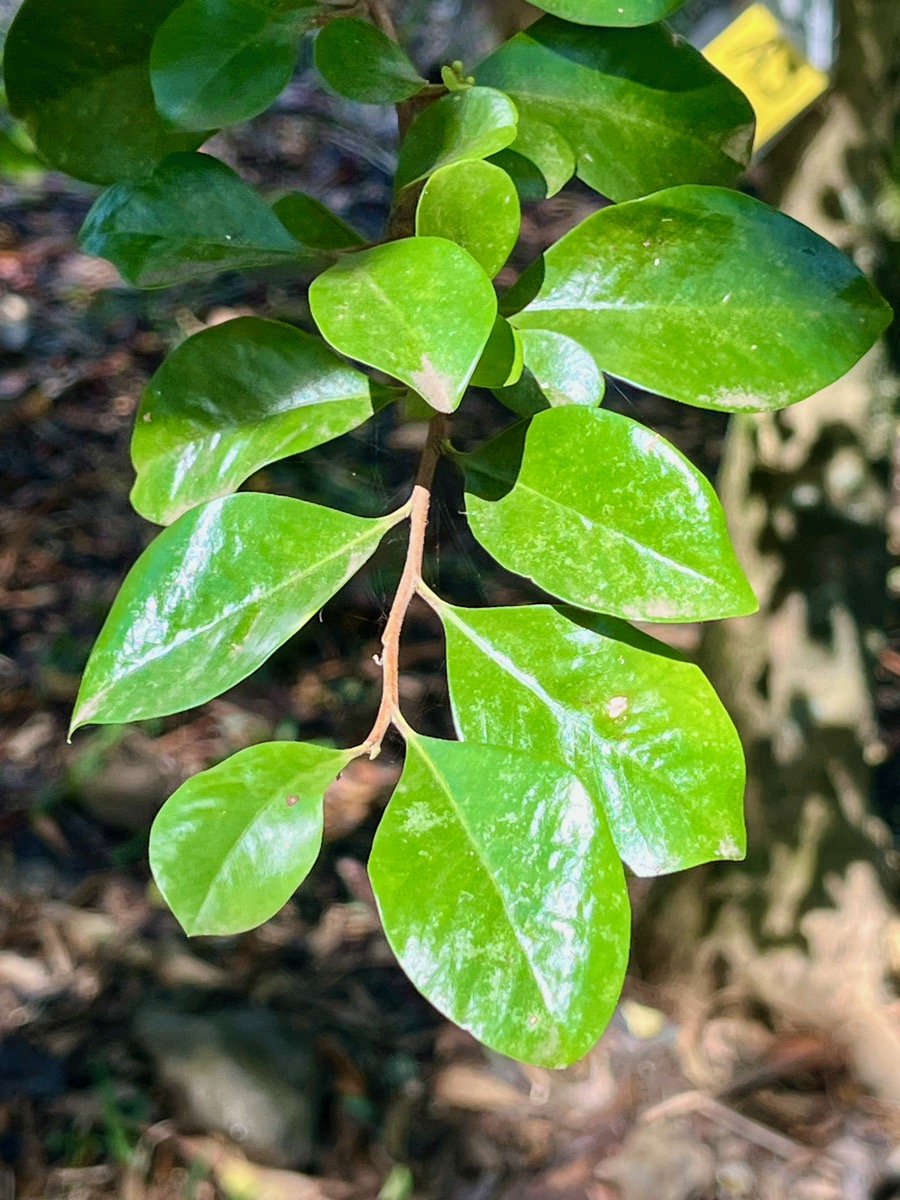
[636,0,900,1101]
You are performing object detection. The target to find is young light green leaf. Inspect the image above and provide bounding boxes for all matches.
[309,238,497,414]
[272,193,365,250]
[510,186,893,411]
[416,160,520,278]
[79,153,304,288]
[151,742,350,936]
[464,406,756,622]
[494,329,605,416]
[530,0,686,24]
[314,18,426,104]
[4,0,203,184]
[151,0,320,131]
[470,317,524,389]
[395,87,518,192]
[71,494,398,731]
[435,600,746,877]
[475,17,754,200]
[369,733,630,1066]
[132,317,381,525]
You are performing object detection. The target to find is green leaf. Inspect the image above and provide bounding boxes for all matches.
[395,87,518,192]
[314,17,426,104]
[475,17,754,200]
[494,329,605,416]
[529,0,686,24]
[435,602,746,877]
[131,317,381,525]
[150,741,350,936]
[469,317,524,389]
[510,186,893,410]
[151,0,320,131]
[463,407,756,622]
[416,160,520,278]
[79,153,303,288]
[4,0,204,184]
[309,237,497,414]
[272,193,365,250]
[369,733,630,1066]
[71,493,397,730]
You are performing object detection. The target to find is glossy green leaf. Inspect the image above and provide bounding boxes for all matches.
[314,18,426,104]
[272,193,365,250]
[510,186,893,411]
[416,161,520,278]
[132,317,380,525]
[495,329,605,416]
[151,0,319,130]
[395,87,518,192]
[475,17,754,200]
[151,742,350,936]
[4,0,203,184]
[530,0,686,24]
[435,601,746,877]
[464,406,756,622]
[309,238,497,414]
[369,733,630,1066]
[470,318,524,389]
[79,153,303,288]
[71,494,397,730]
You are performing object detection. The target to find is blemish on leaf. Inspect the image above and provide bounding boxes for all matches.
[286,794,299,806]
[606,695,628,719]
[411,358,457,414]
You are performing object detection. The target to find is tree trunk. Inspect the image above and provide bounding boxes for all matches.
[635,0,900,1101]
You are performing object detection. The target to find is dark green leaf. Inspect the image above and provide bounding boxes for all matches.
[309,237,497,413]
[151,0,319,130]
[495,329,605,416]
[395,87,518,191]
[464,406,756,621]
[511,186,893,410]
[469,317,524,389]
[272,193,365,250]
[530,0,686,24]
[4,0,203,184]
[151,741,350,935]
[436,600,746,876]
[314,17,426,104]
[71,494,398,730]
[132,317,380,525]
[416,160,520,278]
[369,733,630,1066]
[475,17,754,200]
[79,153,303,288]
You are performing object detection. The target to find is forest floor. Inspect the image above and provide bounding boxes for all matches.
[3,83,900,1200]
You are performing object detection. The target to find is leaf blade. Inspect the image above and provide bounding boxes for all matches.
[131,317,380,524]
[151,0,319,130]
[314,17,426,104]
[511,186,893,410]
[4,0,204,183]
[79,153,304,288]
[475,17,754,200]
[395,87,518,192]
[71,493,396,730]
[369,734,630,1066]
[437,602,747,877]
[150,741,350,935]
[464,406,757,622]
[309,238,497,414]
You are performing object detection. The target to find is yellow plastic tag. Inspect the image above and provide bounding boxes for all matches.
[703,2,830,151]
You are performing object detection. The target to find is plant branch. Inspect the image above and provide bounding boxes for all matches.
[359,412,447,758]
[366,0,399,41]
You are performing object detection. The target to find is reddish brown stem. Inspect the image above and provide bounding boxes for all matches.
[360,413,446,757]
